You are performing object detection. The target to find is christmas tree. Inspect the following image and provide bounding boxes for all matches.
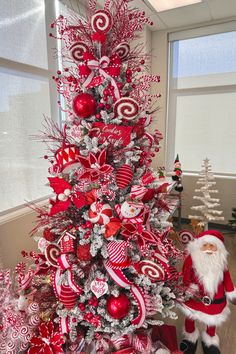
[228,207,236,230]
[189,158,224,231]
[1,2,183,353]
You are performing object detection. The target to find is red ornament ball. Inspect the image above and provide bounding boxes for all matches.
[43,228,56,242]
[106,293,130,319]
[73,93,96,118]
[76,244,92,261]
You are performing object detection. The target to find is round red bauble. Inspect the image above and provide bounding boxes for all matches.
[106,293,130,319]
[43,228,56,242]
[73,93,96,118]
[77,244,92,261]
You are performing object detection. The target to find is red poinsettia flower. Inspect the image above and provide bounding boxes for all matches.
[78,149,113,182]
[27,321,64,354]
[48,177,87,216]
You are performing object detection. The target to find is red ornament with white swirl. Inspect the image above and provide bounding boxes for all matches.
[179,230,195,244]
[116,164,133,189]
[28,301,39,315]
[88,202,112,225]
[29,314,40,327]
[45,243,60,268]
[137,260,165,281]
[69,41,89,62]
[10,331,18,340]
[114,98,139,120]
[91,10,113,34]
[113,42,130,60]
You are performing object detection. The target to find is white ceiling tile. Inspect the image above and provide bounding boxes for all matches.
[207,0,236,19]
[157,1,212,28]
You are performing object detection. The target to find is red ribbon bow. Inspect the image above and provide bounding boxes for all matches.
[79,52,121,98]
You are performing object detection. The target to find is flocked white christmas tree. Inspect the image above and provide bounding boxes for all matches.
[189,158,224,230]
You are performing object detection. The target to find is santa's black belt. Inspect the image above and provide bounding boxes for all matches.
[202,295,226,306]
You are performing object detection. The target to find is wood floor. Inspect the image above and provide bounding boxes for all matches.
[165,229,236,354]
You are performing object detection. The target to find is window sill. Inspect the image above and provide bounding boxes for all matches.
[0,197,49,226]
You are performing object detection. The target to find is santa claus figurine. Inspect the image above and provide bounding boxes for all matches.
[179,230,236,354]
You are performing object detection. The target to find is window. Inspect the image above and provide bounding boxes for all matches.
[0,0,58,214]
[167,23,236,176]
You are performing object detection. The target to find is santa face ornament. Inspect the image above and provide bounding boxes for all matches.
[120,201,143,219]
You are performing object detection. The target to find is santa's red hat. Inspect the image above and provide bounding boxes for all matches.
[197,230,224,243]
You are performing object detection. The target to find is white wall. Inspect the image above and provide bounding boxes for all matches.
[151,28,236,224]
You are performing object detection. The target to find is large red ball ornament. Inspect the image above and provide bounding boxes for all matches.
[73,93,96,118]
[106,293,130,319]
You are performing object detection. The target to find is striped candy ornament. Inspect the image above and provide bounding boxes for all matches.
[88,202,112,225]
[59,284,77,310]
[116,164,133,189]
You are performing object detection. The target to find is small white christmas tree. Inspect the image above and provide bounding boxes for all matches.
[189,158,224,230]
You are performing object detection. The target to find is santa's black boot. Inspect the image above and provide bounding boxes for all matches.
[180,328,199,354]
[201,331,221,354]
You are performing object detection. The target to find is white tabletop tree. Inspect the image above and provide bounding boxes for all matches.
[189,158,224,230]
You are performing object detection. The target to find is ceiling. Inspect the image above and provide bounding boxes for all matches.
[135,0,236,30]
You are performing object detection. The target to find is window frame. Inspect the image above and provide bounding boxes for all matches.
[166,21,236,177]
[0,0,60,221]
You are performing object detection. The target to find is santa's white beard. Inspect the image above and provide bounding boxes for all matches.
[190,247,228,299]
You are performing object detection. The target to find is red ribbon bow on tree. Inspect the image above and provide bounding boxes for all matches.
[78,149,113,182]
[48,177,87,216]
[79,52,121,98]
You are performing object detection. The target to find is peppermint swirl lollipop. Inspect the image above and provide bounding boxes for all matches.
[91,10,113,33]
[179,230,195,245]
[45,243,60,267]
[114,42,130,60]
[139,260,165,281]
[69,42,89,62]
[114,97,139,120]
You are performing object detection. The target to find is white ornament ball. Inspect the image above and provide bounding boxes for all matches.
[58,193,67,201]
[29,314,40,326]
[64,188,71,196]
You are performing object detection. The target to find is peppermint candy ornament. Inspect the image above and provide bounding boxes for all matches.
[116,164,133,189]
[45,243,60,267]
[113,42,130,60]
[137,260,165,281]
[114,97,139,120]
[28,302,39,315]
[28,314,40,327]
[88,202,112,225]
[69,41,89,62]
[91,10,113,33]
